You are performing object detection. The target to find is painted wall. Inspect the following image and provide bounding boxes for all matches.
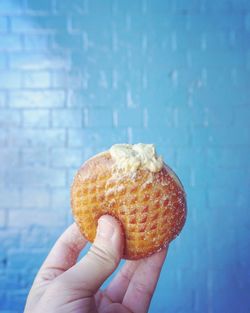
[0,0,250,312]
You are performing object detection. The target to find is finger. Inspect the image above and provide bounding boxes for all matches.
[59,215,124,297]
[123,247,168,313]
[35,223,87,284]
[102,303,132,313]
[105,260,139,302]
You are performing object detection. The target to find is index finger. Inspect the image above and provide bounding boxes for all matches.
[35,223,87,284]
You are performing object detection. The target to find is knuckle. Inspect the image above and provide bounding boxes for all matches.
[132,280,153,298]
[89,244,118,268]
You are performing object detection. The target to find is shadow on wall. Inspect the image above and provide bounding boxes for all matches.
[0,0,250,312]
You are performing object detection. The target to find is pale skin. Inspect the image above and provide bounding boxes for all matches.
[25,215,167,313]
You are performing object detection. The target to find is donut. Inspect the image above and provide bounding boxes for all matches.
[71,143,187,260]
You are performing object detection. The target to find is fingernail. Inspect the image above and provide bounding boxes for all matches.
[97,217,115,240]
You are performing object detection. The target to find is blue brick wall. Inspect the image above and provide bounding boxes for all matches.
[0,0,250,312]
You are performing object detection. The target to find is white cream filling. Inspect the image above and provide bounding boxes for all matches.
[110,143,163,173]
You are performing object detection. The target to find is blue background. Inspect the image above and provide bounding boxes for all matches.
[0,0,250,312]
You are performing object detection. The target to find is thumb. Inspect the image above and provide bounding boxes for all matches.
[59,215,124,297]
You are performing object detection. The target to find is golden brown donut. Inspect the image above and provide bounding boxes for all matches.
[71,144,187,260]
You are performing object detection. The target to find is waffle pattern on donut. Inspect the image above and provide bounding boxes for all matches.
[71,152,186,260]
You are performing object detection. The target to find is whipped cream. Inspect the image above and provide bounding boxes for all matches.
[110,143,163,173]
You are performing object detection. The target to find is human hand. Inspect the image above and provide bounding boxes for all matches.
[24,215,167,313]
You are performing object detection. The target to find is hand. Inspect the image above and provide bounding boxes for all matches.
[24,215,167,313]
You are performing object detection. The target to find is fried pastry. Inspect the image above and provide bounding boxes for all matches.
[71,144,186,259]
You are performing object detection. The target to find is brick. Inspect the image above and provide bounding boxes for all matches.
[8,210,66,228]
[4,270,22,289]
[67,168,78,186]
[0,110,21,127]
[191,126,250,146]
[233,107,250,127]
[207,147,250,168]
[0,53,7,69]
[0,17,8,32]
[231,67,250,86]
[246,13,250,31]
[142,88,189,108]
[86,108,113,127]
[0,210,5,227]
[0,188,21,208]
[146,107,176,128]
[9,53,69,70]
[52,109,83,128]
[0,129,7,146]
[208,0,249,12]
[205,68,233,88]
[0,35,22,51]
[70,11,113,35]
[0,229,20,249]
[193,84,250,106]
[50,70,68,88]
[204,106,234,126]
[0,244,7,264]
[67,89,125,108]
[23,109,50,128]
[50,148,83,167]
[187,13,244,31]
[23,34,49,50]
[189,51,245,68]
[176,147,206,168]
[0,149,20,167]
[115,108,144,127]
[217,289,250,313]
[188,186,207,211]
[21,187,50,209]
[204,32,235,51]
[7,129,66,147]
[21,148,49,166]
[55,0,87,14]
[53,33,84,51]
[131,127,190,147]
[20,227,61,250]
[5,167,66,187]
[0,91,7,107]
[174,30,203,51]
[246,51,250,70]
[68,128,128,148]
[51,187,70,209]
[22,71,51,88]
[11,16,66,32]
[176,106,206,126]
[7,250,46,272]
[208,187,237,209]
[193,167,249,188]
[9,90,65,108]
[125,120,150,144]
[0,269,7,284]
[5,290,27,311]
[0,307,18,313]
[171,0,204,12]
[0,0,24,13]
[26,0,51,11]
[0,72,22,89]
